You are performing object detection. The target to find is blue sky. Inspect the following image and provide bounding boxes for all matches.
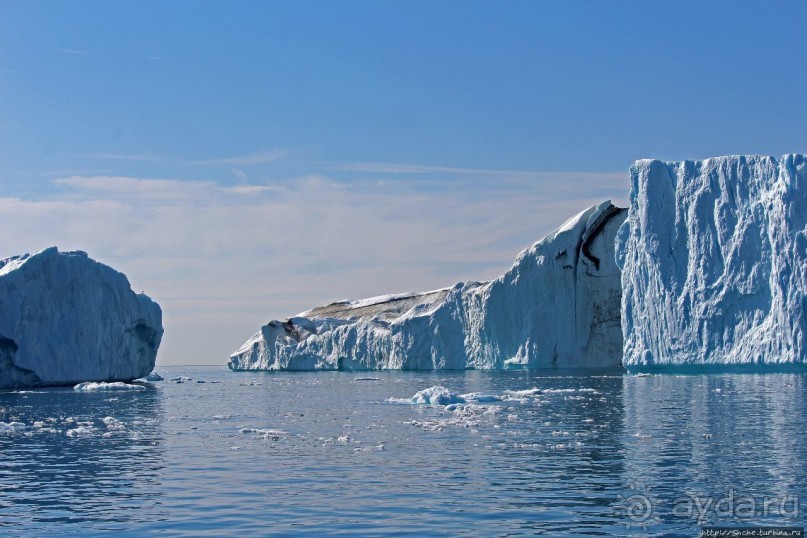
[1,1,805,365]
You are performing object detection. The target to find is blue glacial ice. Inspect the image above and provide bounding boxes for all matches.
[617,155,806,370]
[0,247,163,388]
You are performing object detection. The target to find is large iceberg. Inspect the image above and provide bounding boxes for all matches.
[0,247,163,388]
[617,155,806,370]
[229,200,627,371]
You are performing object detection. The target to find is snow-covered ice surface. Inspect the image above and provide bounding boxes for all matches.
[230,200,627,371]
[0,247,163,388]
[617,155,806,370]
[2,366,806,536]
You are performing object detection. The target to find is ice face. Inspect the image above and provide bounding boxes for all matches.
[229,200,627,371]
[617,155,806,370]
[0,247,163,388]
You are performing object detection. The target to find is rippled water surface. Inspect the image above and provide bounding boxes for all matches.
[1,366,805,536]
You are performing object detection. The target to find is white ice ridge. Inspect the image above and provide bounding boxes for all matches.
[229,200,627,371]
[617,155,806,369]
[0,247,163,388]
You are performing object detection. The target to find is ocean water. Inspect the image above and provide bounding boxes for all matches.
[1,366,805,536]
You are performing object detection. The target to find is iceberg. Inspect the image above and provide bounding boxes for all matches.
[617,155,806,370]
[0,247,163,388]
[409,386,466,405]
[229,200,627,371]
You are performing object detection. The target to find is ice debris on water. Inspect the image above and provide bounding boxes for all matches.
[409,386,466,405]
[0,421,26,433]
[239,427,286,440]
[74,382,146,392]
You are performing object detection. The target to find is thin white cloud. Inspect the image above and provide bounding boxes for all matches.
[54,176,216,200]
[81,152,168,163]
[231,168,249,184]
[336,161,626,181]
[80,148,289,167]
[224,185,278,195]
[191,149,289,166]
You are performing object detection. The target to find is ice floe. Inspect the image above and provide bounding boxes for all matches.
[74,382,146,392]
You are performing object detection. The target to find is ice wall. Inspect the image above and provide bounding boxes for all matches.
[0,247,163,387]
[617,155,806,370]
[229,200,627,371]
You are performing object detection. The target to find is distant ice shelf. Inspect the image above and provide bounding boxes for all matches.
[229,200,627,371]
[617,154,806,370]
[0,247,163,388]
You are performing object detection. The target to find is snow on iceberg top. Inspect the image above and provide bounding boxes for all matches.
[297,287,455,323]
[0,247,89,276]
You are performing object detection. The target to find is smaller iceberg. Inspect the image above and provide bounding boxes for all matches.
[409,386,466,405]
[0,247,163,388]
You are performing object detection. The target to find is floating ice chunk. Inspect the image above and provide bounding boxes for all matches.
[239,427,285,439]
[503,388,544,399]
[169,376,193,384]
[0,421,26,433]
[409,386,466,405]
[66,426,95,437]
[143,371,163,381]
[102,416,125,430]
[74,382,146,392]
[460,392,502,403]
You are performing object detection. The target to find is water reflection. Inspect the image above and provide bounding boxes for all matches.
[1,368,805,536]
[621,374,807,529]
[0,386,165,532]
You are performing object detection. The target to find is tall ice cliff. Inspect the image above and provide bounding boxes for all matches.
[230,200,627,371]
[0,248,163,387]
[617,155,806,369]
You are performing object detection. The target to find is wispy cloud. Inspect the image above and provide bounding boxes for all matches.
[55,174,281,199]
[59,48,89,55]
[82,152,168,163]
[54,176,216,200]
[225,185,278,195]
[336,161,625,182]
[192,149,289,166]
[81,148,289,167]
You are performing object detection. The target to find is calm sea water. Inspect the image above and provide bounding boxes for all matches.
[0,366,805,536]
